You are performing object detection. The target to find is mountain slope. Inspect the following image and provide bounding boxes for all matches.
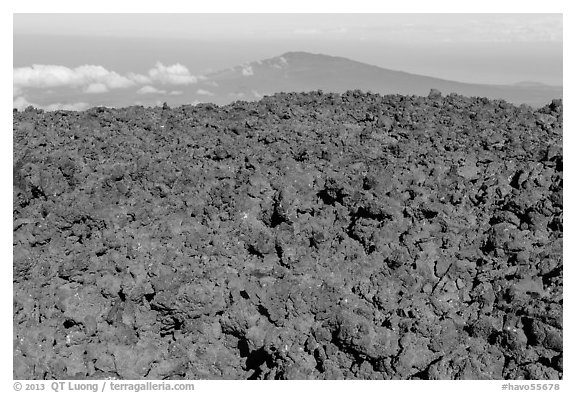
[194,51,561,107]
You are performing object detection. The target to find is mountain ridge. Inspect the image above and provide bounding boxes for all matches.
[195,51,562,107]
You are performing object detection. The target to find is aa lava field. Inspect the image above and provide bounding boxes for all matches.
[13,90,563,380]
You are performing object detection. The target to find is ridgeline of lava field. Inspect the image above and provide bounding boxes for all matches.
[13,90,563,379]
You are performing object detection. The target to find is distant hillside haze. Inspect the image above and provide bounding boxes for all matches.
[194,52,562,107]
[13,51,562,110]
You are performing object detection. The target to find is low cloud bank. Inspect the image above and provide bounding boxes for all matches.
[137,85,167,95]
[148,62,197,85]
[14,62,198,92]
[13,61,199,110]
[13,96,90,112]
[241,65,254,76]
[14,64,136,90]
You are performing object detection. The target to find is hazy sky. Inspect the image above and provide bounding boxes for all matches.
[14,13,562,42]
[12,13,563,110]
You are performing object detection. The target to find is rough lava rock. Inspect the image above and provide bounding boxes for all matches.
[13,91,562,380]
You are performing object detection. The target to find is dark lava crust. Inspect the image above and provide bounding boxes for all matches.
[13,91,563,380]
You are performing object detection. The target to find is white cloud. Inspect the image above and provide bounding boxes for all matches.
[127,72,152,85]
[148,62,197,85]
[13,64,135,91]
[252,90,263,99]
[241,65,254,76]
[265,56,288,70]
[271,56,288,69]
[13,62,199,98]
[196,89,214,96]
[136,85,167,95]
[84,83,108,94]
[46,102,91,111]
[13,96,89,112]
[13,62,199,110]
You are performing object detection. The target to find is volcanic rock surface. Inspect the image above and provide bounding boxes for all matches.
[13,91,563,380]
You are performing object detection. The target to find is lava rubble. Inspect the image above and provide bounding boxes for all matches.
[13,90,562,380]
